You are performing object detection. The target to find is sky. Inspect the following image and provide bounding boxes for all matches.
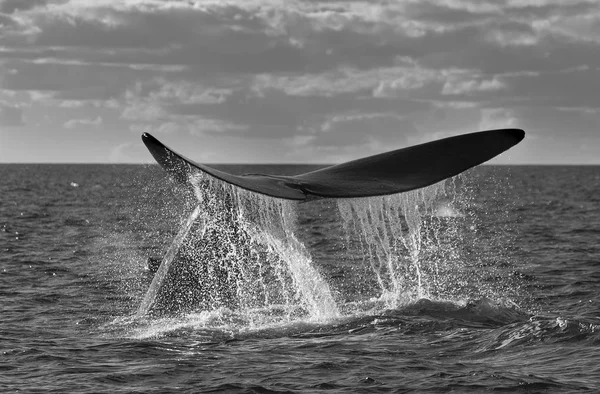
[0,0,599,164]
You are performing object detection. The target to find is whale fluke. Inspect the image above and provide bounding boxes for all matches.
[142,128,524,200]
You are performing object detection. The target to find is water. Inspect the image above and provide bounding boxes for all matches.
[1,164,599,392]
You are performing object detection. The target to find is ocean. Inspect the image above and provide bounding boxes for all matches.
[1,164,599,393]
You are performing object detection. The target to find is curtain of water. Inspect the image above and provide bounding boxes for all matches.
[337,181,467,308]
[136,205,202,317]
[138,172,338,320]
[225,179,339,320]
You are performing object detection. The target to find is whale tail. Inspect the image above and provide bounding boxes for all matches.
[142,128,524,201]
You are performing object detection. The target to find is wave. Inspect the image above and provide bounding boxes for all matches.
[476,315,600,352]
[104,297,536,340]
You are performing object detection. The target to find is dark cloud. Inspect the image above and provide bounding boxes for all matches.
[0,2,509,76]
[0,0,53,14]
[2,1,597,78]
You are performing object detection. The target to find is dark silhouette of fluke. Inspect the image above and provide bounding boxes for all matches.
[142,128,524,201]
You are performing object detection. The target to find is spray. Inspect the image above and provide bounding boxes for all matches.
[337,181,469,308]
[138,171,338,321]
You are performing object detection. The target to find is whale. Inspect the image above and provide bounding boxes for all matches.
[141,128,524,201]
[138,128,524,316]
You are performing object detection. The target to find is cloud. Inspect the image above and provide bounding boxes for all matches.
[478,108,519,130]
[317,112,416,151]
[0,0,599,163]
[5,0,591,77]
[129,122,177,135]
[130,117,248,137]
[63,115,102,129]
[499,66,600,108]
[0,0,51,14]
[120,78,229,122]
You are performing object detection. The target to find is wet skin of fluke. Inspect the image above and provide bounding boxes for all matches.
[2,129,600,392]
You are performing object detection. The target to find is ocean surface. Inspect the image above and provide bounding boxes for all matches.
[1,164,599,393]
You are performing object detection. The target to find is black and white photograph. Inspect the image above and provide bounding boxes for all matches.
[1,0,599,392]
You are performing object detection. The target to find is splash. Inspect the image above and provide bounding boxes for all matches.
[137,204,201,317]
[337,180,473,308]
[137,171,338,322]
[137,166,518,329]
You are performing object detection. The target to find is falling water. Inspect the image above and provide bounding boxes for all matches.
[337,180,470,308]
[138,166,498,323]
[137,171,338,321]
[136,204,201,317]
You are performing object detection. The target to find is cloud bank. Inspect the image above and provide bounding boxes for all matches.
[1,0,598,163]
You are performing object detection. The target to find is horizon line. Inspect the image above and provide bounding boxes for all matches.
[1,162,599,166]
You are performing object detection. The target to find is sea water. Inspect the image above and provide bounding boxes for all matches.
[1,164,599,392]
